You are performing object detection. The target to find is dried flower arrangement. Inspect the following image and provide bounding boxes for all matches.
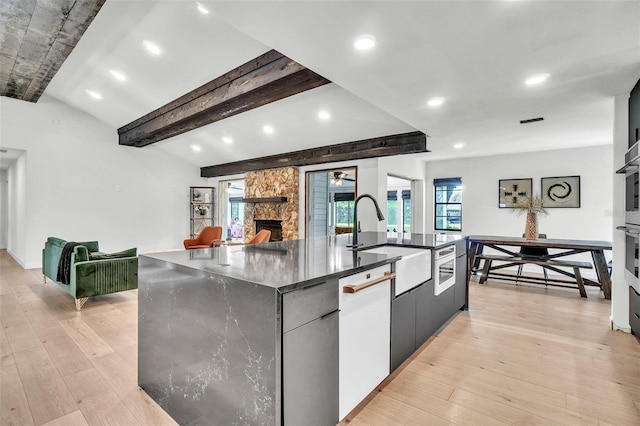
[510,195,548,216]
[509,195,548,240]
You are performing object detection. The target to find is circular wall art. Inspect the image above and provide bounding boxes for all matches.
[541,176,580,208]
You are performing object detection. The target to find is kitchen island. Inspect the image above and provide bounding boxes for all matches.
[138,232,465,425]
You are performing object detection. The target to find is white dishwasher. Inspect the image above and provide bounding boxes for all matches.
[339,264,393,420]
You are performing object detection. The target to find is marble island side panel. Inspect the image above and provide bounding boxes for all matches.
[138,256,280,425]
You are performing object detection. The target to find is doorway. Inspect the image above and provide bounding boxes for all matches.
[387,175,413,237]
[306,167,357,238]
[0,148,26,252]
[219,178,245,242]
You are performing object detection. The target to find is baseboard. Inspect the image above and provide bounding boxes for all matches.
[5,249,40,270]
[6,248,26,268]
[611,319,631,333]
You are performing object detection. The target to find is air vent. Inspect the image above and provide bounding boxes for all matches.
[520,117,544,124]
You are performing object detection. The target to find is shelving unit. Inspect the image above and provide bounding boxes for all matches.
[190,186,215,238]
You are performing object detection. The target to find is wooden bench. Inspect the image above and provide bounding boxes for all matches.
[475,254,595,297]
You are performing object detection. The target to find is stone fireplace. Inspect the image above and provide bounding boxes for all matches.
[244,167,299,241]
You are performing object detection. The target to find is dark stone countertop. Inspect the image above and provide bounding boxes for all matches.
[141,232,463,293]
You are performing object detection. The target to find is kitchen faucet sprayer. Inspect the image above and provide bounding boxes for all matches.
[348,194,385,250]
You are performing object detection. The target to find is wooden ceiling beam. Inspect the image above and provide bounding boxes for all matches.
[0,0,105,102]
[118,50,331,148]
[200,131,428,178]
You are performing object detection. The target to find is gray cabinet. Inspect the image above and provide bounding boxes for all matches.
[393,278,454,372]
[434,285,455,330]
[629,79,639,148]
[390,287,417,371]
[415,279,438,348]
[282,280,339,425]
[283,310,338,426]
[630,286,640,338]
[454,249,468,311]
[414,278,455,346]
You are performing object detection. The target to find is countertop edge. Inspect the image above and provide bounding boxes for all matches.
[276,256,401,294]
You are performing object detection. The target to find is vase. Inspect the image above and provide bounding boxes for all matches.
[524,212,538,240]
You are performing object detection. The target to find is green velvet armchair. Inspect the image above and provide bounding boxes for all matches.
[42,237,138,310]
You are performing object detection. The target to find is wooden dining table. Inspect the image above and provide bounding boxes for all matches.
[467,235,613,299]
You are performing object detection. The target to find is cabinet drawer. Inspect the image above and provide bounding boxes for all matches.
[283,280,338,333]
[630,286,640,336]
[283,311,338,425]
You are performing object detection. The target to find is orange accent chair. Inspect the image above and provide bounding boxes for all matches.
[248,229,271,244]
[228,229,272,246]
[184,226,223,249]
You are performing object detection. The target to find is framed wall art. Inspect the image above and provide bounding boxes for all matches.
[541,175,580,208]
[498,178,532,208]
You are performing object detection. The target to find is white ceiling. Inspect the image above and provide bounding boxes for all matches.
[43,0,640,168]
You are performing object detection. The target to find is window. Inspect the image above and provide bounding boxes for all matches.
[434,178,462,231]
[229,197,243,222]
[402,190,411,233]
[334,192,355,228]
[387,191,398,232]
[220,179,245,241]
[387,189,411,233]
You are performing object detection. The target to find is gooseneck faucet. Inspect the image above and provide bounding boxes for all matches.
[348,194,385,250]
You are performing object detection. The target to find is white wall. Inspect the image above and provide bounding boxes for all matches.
[611,93,630,331]
[6,153,27,265]
[0,169,8,249]
[0,95,204,268]
[425,145,613,240]
[425,145,613,278]
[378,155,427,233]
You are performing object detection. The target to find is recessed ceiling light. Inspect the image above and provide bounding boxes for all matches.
[263,125,275,135]
[196,2,209,14]
[191,145,202,152]
[525,73,550,86]
[318,110,331,121]
[453,143,465,150]
[85,89,102,100]
[222,136,233,144]
[108,69,126,82]
[354,34,376,51]
[143,40,162,56]
[427,97,445,107]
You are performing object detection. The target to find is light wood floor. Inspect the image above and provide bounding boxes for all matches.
[1,250,639,425]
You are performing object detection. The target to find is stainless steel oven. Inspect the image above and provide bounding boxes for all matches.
[434,245,456,295]
[618,141,640,225]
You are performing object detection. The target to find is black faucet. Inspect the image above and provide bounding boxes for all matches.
[347,194,385,250]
